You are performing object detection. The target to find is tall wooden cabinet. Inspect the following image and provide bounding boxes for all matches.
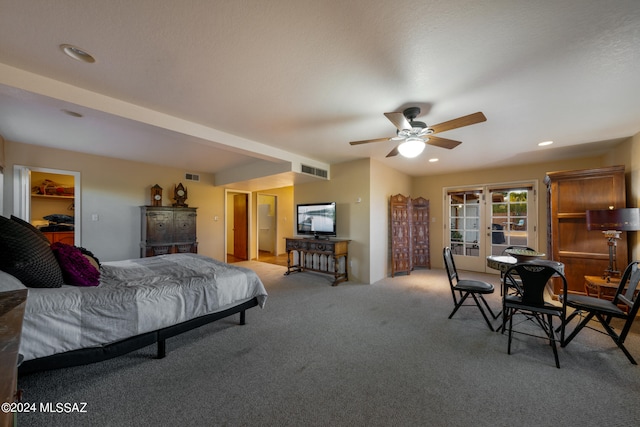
[391,194,412,276]
[545,165,627,295]
[390,194,431,277]
[411,197,431,270]
[140,206,198,257]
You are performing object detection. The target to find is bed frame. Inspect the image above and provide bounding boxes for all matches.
[19,297,259,375]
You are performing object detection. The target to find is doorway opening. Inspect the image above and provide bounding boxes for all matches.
[257,193,277,258]
[225,190,250,263]
[13,165,81,246]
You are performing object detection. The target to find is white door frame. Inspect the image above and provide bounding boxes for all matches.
[443,180,538,273]
[13,165,81,246]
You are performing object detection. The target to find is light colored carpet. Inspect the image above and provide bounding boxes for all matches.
[18,262,640,426]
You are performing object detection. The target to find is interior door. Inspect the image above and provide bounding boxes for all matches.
[233,194,248,260]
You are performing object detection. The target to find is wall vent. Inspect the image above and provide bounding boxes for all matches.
[185,173,200,182]
[301,164,328,179]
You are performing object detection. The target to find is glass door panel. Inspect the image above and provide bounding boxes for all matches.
[488,189,534,258]
[447,190,484,270]
[446,182,537,273]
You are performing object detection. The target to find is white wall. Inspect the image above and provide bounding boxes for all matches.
[4,140,227,262]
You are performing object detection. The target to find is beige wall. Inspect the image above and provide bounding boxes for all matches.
[255,186,293,256]
[413,156,606,270]
[0,134,5,170]
[5,133,640,280]
[294,159,371,283]
[629,134,640,260]
[605,135,640,260]
[4,140,227,262]
[369,158,412,282]
[293,158,412,284]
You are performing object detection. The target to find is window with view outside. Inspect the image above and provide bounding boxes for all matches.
[490,190,528,255]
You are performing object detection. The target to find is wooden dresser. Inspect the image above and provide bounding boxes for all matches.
[545,165,627,295]
[284,238,350,286]
[42,231,74,245]
[140,206,198,257]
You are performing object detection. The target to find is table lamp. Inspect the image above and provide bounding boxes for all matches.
[586,207,640,281]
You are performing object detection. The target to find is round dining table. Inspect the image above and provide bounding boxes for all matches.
[486,255,565,274]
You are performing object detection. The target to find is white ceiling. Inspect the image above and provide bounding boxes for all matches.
[0,0,639,188]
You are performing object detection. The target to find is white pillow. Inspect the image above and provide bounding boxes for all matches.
[0,269,27,292]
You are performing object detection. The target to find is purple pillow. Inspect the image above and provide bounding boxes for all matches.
[51,242,100,287]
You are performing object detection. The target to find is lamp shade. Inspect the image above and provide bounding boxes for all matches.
[397,138,425,158]
[586,208,640,231]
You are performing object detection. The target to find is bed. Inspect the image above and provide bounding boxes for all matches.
[0,215,267,375]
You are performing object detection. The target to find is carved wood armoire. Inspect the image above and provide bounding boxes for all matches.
[545,165,627,296]
[390,194,431,277]
[140,206,198,257]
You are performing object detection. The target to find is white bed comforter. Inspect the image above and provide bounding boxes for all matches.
[19,253,267,361]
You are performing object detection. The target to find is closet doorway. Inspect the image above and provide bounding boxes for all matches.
[13,165,81,246]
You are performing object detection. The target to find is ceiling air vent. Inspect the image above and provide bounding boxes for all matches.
[301,164,328,179]
[185,173,200,182]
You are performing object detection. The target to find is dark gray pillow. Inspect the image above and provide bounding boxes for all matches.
[0,215,64,288]
[11,215,51,244]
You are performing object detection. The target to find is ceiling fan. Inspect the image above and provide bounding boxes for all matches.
[349,107,486,158]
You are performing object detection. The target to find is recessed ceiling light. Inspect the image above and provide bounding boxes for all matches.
[538,140,553,146]
[61,109,83,118]
[429,158,439,162]
[60,44,95,63]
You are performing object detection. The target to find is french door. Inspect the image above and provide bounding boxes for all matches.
[446,182,537,273]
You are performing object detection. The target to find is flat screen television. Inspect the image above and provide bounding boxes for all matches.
[296,202,336,238]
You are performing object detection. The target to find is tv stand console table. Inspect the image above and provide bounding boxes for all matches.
[285,238,350,286]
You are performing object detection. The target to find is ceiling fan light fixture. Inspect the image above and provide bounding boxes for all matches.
[398,138,425,158]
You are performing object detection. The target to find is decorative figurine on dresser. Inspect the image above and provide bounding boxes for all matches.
[173,183,188,207]
[141,184,197,257]
[150,184,163,207]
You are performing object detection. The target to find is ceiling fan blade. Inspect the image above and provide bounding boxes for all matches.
[427,135,462,149]
[429,112,486,134]
[386,146,399,157]
[349,137,391,146]
[384,112,412,131]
